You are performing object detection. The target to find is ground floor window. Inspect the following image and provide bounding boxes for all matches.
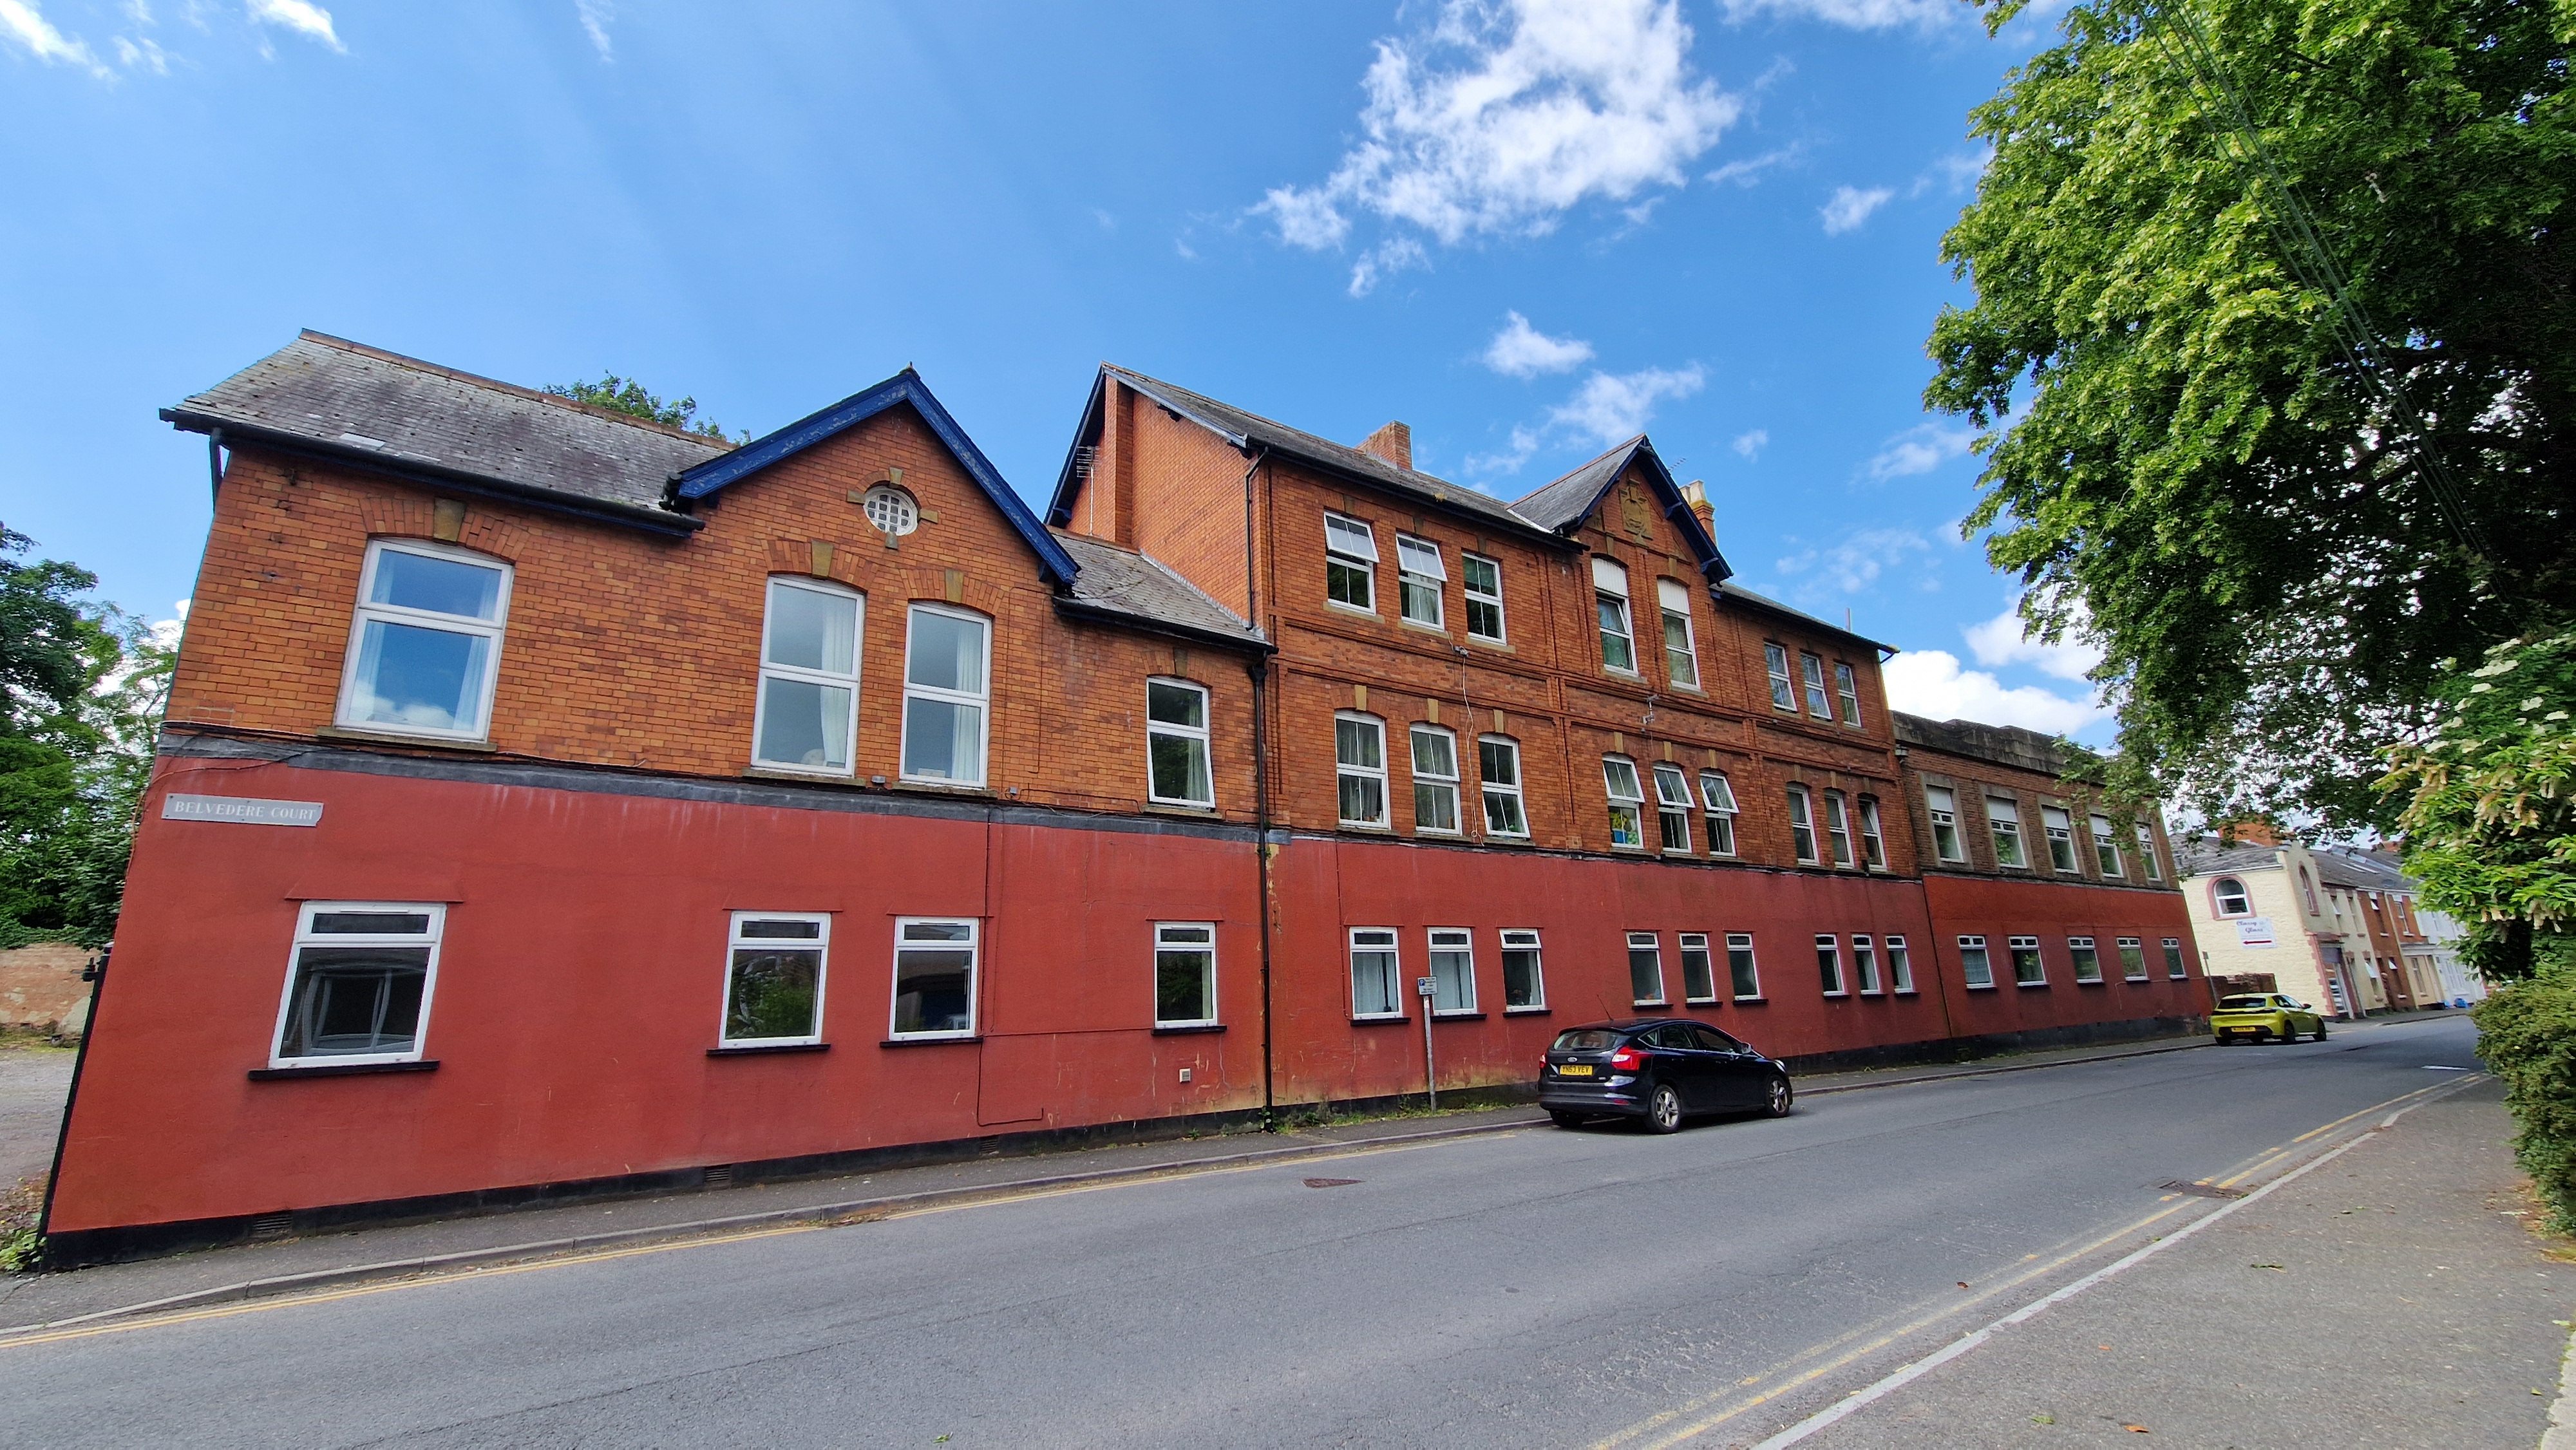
[2163,937,2188,979]
[2009,936,2046,986]
[1960,935,1994,989]
[723,912,829,1045]
[1853,934,1881,993]
[1816,934,1846,995]
[1679,932,1716,1003]
[2119,936,2148,981]
[2068,936,2102,984]
[273,902,444,1066]
[1501,930,1546,1010]
[1627,932,1665,1005]
[1727,932,1761,999]
[1351,928,1402,1019]
[892,918,978,1039]
[1428,928,1476,1014]
[1155,923,1217,1028]
[1886,936,1914,993]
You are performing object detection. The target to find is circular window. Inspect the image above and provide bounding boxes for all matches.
[860,484,919,536]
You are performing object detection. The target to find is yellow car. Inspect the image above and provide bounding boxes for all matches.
[2211,993,2328,1044]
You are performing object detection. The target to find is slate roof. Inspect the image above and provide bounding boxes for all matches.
[1510,440,1638,532]
[2313,845,2413,892]
[1720,581,1895,654]
[1050,532,1268,650]
[1895,711,2089,777]
[2174,838,2283,878]
[164,332,726,532]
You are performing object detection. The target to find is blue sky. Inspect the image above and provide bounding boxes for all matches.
[0,0,2110,739]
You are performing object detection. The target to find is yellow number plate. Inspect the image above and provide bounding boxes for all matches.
[1557,1064,1595,1077]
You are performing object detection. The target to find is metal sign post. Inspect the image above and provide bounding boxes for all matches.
[1416,975,1438,1109]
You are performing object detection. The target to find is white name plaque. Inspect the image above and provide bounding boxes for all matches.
[163,795,325,827]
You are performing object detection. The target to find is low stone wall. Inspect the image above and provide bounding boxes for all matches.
[0,943,94,1037]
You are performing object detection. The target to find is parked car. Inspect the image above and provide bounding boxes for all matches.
[1539,1018,1793,1132]
[2210,993,2327,1044]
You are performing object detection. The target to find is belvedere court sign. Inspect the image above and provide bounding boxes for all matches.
[161,795,326,827]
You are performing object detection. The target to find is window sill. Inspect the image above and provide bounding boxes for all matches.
[1350,1014,1410,1026]
[249,1059,438,1080]
[708,1042,830,1056]
[1399,618,1449,637]
[1733,996,1767,1005]
[1414,828,1466,840]
[880,1034,980,1047]
[1822,991,1850,999]
[1503,1006,1551,1015]
[1143,800,1221,818]
[1893,989,1918,997]
[2075,979,2106,988]
[1431,1010,1486,1021]
[1683,997,1721,1007]
[1965,983,1997,992]
[1631,1001,1669,1010]
[1465,635,1511,652]
[2015,981,2049,989]
[316,726,496,753]
[896,778,994,796]
[1323,600,1380,622]
[1151,1023,1226,1036]
[743,765,861,787]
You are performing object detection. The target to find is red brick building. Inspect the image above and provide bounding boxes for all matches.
[43,335,2202,1259]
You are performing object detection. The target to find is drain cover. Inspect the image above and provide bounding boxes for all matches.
[2157,1179,2246,1199]
[1303,1177,1361,1189]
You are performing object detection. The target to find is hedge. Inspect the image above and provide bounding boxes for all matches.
[2472,937,2576,1234]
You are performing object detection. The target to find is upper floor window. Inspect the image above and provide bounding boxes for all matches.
[2091,813,2123,876]
[1395,535,1446,628]
[1603,756,1647,849]
[1478,735,1529,838]
[1763,642,1795,711]
[1410,724,1461,834]
[272,902,443,1067]
[1834,662,1862,726]
[337,540,512,742]
[1700,771,1739,856]
[1656,579,1699,690]
[1800,652,1832,719]
[1987,795,2027,868]
[900,603,990,786]
[1786,784,1821,863]
[1857,795,1888,871]
[1925,785,1965,862]
[1823,789,1856,867]
[1336,713,1388,827]
[1594,558,1637,675]
[2298,865,2320,915]
[2211,876,2252,917]
[1324,513,1377,612]
[1462,552,1506,643]
[1651,762,1694,853]
[2137,824,2163,881]
[2042,805,2079,872]
[753,577,862,775]
[1145,678,1213,807]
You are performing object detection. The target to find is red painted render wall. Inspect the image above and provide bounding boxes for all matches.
[1916,874,2208,1035]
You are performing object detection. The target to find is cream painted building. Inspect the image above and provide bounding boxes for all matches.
[2175,834,2370,1019]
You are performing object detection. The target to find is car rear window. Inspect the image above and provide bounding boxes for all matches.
[1552,1029,1622,1052]
[2217,995,2269,1010]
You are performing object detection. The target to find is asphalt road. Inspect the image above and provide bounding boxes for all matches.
[0,1015,2533,1448]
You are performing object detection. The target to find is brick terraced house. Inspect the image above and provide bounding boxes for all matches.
[43,335,2204,1259]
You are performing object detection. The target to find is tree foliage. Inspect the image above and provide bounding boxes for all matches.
[545,373,744,442]
[2469,937,2576,1232]
[1929,0,2576,828]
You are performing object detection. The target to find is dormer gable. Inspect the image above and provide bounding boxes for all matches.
[1508,437,1733,584]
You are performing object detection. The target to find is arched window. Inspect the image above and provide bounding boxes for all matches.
[2298,866,2320,915]
[2211,876,2251,918]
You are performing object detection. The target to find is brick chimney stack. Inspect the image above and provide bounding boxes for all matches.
[1360,421,1412,471]
[2222,817,2280,847]
[1681,479,1716,538]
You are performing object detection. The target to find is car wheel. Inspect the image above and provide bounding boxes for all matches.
[1764,1074,1794,1118]
[1645,1083,1684,1135]
[2313,1021,2329,1041]
[1548,1110,1587,1129]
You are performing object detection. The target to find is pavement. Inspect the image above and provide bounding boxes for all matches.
[0,1012,2557,1449]
[0,1045,74,1189]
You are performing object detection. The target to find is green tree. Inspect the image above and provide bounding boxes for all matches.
[545,373,744,442]
[1927,0,2575,827]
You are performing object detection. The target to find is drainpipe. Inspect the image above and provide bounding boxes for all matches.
[206,428,225,501]
[1240,446,1277,1131]
[35,945,111,1259]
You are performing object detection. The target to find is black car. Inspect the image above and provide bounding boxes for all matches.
[1539,1018,1793,1132]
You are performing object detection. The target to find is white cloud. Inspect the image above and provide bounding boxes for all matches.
[1722,0,1958,31]
[1468,423,1544,476]
[575,0,611,59]
[1882,650,2108,735]
[1776,526,1934,594]
[1911,148,1988,198]
[1820,184,1892,234]
[1548,364,1705,446]
[1,0,108,72]
[1866,422,1976,479]
[1347,236,1427,297]
[245,0,339,51]
[1483,312,1595,377]
[1732,428,1768,459]
[1705,143,1800,187]
[113,32,167,71]
[1258,0,1738,289]
[1965,599,2102,683]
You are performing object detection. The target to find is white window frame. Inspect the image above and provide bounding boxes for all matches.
[1395,534,1446,628]
[1652,762,1695,854]
[1700,771,1739,856]
[1462,552,1507,645]
[1816,933,1847,996]
[1594,557,1638,676]
[1853,934,1882,993]
[2211,876,2252,917]
[2068,935,2103,984]
[270,901,446,1069]
[1857,795,1888,871]
[1834,661,1862,726]
[1926,784,1965,863]
[1656,578,1700,690]
[1678,932,1718,1004]
[2009,934,2047,986]
[1144,677,1215,807]
[2092,813,2124,877]
[1154,922,1219,1029]
[1988,795,2027,869]
[1336,712,1389,828]
[899,601,992,787]
[890,917,980,1040]
[1477,734,1530,839]
[1604,756,1647,850]
[1409,724,1462,836]
[1886,935,1915,993]
[1350,927,1403,1020]
[2043,805,2079,873]
[1726,932,1762,1000]
[2163,937,2188,979]
[2119,936,2149,981]
[2138,824,2163,881]
[1801,652,1832,719]
[751,576,864,777]
[1786,784,1820,864]
[1426,927,1477,1015]
[1960,934,1995,990]
[1325,513,1378,614]
[1823,789,1855,868]
[1500,928,1546,1012]
[1764,642,1796,711]
[335,539,513,743]
[1627,930,1667,1006]
[721,910,831,1047]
